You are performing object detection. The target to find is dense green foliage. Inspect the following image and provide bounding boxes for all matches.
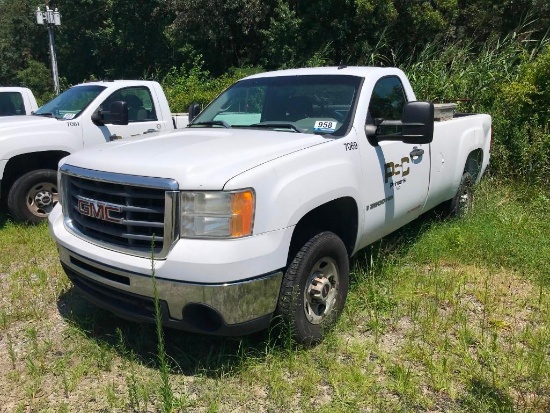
[161,61,263,112]
[401,36,550,185]
[2,0,549,84]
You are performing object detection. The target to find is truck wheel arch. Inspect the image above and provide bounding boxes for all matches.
[287,197,358,266]
[464,149,483,181]
[448,172,474,218]
[2,151,69,199]
[444,149,483,218]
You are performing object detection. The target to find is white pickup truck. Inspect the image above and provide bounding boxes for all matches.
[0,80,188,223]
[49,67,491,344]
[0,87,39,116]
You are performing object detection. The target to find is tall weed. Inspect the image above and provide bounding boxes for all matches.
[404,30,550,185]
[161,56,262,112]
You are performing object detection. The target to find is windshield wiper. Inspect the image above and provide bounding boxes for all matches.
[33,112,55,118]
[191,120,231,128]
[245,122,305,133]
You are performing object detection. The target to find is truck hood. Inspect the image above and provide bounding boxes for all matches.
[0,115,61,140]
[63,128,329,189]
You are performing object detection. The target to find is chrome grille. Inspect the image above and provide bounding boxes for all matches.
[60,164,178,258]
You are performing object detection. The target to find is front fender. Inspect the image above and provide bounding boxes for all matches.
[224,135,363,237]
[1,129,81,161]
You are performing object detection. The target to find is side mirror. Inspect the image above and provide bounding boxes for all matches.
[188,103,201,122]
[109,101,129,125]
[91,101,128,126]
[91,109,104,125]
[365,101,434,145]
[401,101,434,144]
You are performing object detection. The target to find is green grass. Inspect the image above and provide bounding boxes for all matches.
[1,179,549,411]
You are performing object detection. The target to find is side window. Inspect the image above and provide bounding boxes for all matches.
[367,77,407,123]
[0,92,24,116]
[100,86,158,123]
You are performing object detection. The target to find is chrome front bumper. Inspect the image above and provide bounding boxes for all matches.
[58,246,283,335]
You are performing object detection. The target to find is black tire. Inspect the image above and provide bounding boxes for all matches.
[449,172,474,218]
[7,169,59,224]
[276,231,349,345]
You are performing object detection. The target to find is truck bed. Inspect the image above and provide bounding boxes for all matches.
[425,113,492,212]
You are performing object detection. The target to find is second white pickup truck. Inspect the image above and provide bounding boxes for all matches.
[49,66,491,344]
[0,80,188,223]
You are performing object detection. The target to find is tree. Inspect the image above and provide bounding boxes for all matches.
[53,0,176,84]
[167,0,272,75]
[259,0,302,69]
[456,0,550,45]
[16,59,56,103]
[0,0,48,86]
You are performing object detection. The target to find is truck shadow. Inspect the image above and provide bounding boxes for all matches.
[351,206,448,269]
[56,207,449,377]
[56,287,287,378]
[0,210,10,227]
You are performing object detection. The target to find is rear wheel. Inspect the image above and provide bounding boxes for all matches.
[449,172,474,218]
[277,231,349,345]
[7,169,59,224]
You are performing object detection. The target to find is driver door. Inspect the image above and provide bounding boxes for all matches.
[358,76,430,243]
[87,86,165,145]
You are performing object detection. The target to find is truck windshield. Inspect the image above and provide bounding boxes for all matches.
[35,85,106,120]
[190,75,362,136]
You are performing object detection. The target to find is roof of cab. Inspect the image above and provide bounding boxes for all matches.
[243,66,405,80]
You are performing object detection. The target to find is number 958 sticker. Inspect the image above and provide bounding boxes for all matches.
[314,120,337,132]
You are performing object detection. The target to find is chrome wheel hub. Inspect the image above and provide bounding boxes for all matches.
[304,257,339,324]
[27,182,59,217]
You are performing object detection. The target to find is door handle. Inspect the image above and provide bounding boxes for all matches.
[410,147,424,158]
[143,128,159,134]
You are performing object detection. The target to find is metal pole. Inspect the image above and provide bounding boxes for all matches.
[36,5,61,95]
[47,26,60,95]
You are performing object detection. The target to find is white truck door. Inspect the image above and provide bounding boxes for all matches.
[85,86,165,144]
[357,76,430,241]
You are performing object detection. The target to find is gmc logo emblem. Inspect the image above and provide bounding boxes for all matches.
[77,197,122,223]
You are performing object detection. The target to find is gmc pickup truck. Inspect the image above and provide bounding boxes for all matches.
[49,67,491,344]
[0,87,39,116]
[0,80,188,223]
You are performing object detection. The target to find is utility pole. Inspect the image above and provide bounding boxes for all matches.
[35,4,61,95]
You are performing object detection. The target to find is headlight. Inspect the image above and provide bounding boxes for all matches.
[180,189,255,238]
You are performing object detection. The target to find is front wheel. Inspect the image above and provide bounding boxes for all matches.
[7,169,59,224]
[276,231,350,345]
